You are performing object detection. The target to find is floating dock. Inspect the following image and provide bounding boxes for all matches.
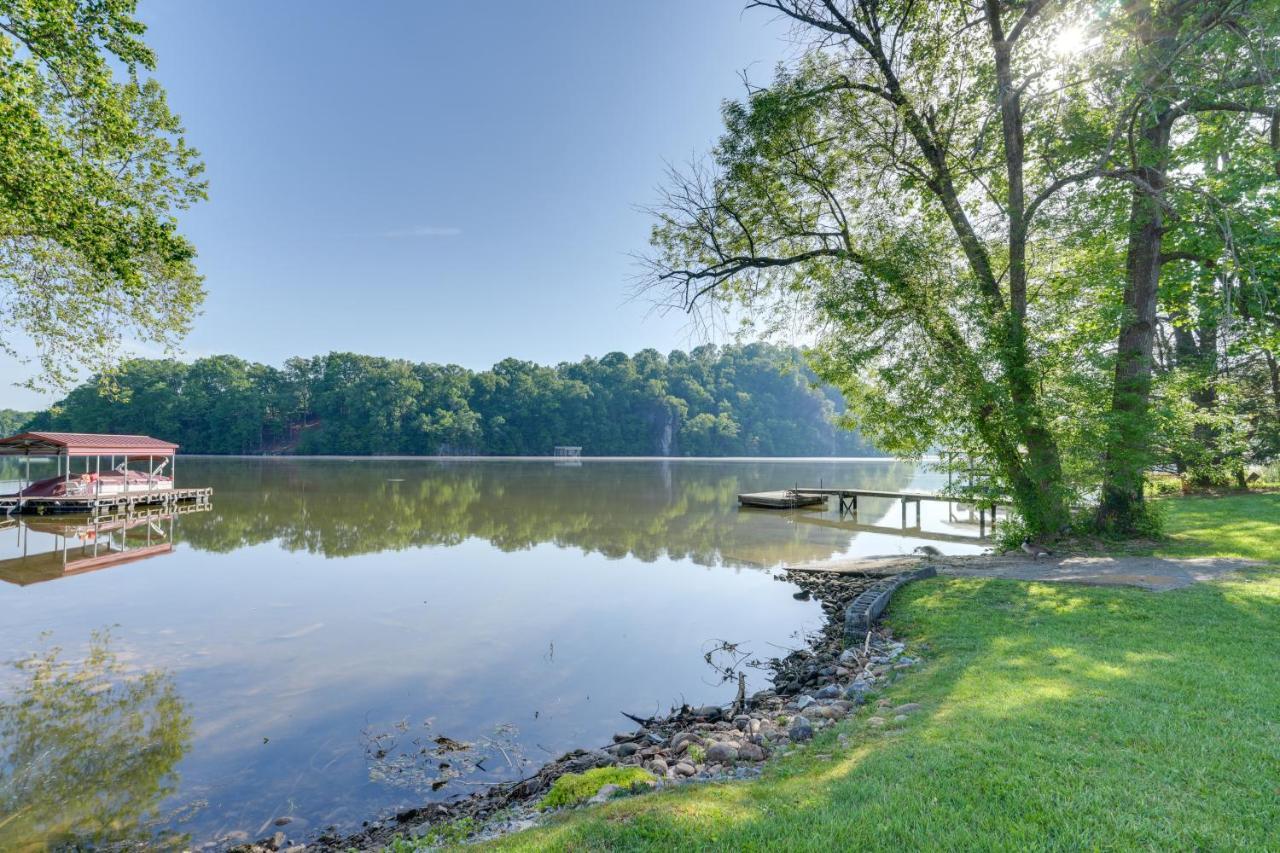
[737,490,828,509]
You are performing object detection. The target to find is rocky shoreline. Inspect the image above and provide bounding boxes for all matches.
[236,569,924,852]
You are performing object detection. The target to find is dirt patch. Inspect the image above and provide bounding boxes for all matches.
[789,554,1261,592]
[936,554,1260,591]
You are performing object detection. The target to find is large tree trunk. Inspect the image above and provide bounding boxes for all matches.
[986,2,1070,537]
[1097,0,1179,531]
[1097,117,1170,530]
[1266,349,1280,417]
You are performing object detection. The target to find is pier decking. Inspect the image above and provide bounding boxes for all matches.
[0,487,212,516]
[737,486,1005,533]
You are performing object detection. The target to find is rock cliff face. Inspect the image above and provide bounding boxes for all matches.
[656,410,675,456]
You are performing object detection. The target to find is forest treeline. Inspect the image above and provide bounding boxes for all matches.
[18,344,880,457]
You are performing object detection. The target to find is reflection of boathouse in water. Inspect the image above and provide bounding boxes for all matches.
[0,504,210,586]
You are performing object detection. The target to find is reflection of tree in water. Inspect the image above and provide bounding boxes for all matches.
[0,630,192,849]
[175,459,917,566]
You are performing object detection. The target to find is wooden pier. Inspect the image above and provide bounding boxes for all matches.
[737,486,1004,534]
[0,487,212,516]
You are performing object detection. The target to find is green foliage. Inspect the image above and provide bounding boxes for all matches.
[993,513,1032,554]
[1146,474,1184,497]
[684,743,706,765]
[640,0,1280,539]
[0,0,206,391]
[29,344,882,457]
[0,408,32,435]
[537,767,655,811]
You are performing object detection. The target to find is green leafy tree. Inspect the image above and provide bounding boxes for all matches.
[1078,0,1280,527]
[642,0,1280,537]
[644,1,1103,537]
[33,345,880,457]
[0,407,31,434]
[0,0,205,391]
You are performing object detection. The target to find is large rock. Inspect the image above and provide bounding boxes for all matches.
[669,731,701,752]
[588,784,620,804]
[561,749,613,774]
[738,742,766,761]
[815,684,842,700]
[674,761,697,777]
[794,694,815,710]
[704,742,739,764]
[789,716,814,742]
[807,704,847,721]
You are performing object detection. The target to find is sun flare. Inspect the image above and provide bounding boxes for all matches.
[1052,23,1088,56]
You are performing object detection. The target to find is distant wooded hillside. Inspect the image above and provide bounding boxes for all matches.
[25,344,881,457]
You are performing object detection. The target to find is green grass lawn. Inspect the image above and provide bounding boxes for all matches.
[480,493,1280,850]
[1153,491,1280,561]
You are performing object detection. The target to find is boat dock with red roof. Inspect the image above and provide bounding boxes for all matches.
[0,431,211,515]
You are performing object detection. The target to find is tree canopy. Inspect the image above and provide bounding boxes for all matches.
[24,344,881,457]
[644,0,1280,537]
[0,0,205,391]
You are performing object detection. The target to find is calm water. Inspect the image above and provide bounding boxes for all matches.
[0,458,988,849]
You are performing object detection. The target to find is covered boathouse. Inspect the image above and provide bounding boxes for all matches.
[0,431,212,514]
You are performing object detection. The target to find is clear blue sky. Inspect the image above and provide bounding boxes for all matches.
[3,0,796,408]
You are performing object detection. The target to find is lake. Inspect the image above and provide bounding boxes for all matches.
[0,457,989,848]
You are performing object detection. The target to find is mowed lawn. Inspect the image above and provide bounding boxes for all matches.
[482,493,1280,851]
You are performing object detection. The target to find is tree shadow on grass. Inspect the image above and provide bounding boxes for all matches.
[496,570,1280,850]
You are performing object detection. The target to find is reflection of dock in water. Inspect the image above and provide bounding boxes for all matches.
[784,511,991,545]
[0,503,210,586]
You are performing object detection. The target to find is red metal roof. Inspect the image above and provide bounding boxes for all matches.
[0,431,179,456]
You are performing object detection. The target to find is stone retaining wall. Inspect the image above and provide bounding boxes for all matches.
[843,566,937,642]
